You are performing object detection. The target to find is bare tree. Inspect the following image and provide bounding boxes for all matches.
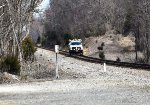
[0,0,43,71]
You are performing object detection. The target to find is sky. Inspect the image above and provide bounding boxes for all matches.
[38,0,50,11]
[34,0,50,17]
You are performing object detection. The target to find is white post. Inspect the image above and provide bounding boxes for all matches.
[55,45,59,79]
[104,63,106,72]
[56,53,59,79]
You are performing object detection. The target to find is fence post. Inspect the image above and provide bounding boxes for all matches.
[104,63,106,72]
[55,45,59,79]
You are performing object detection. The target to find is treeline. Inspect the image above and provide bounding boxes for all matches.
[44,0,150,63]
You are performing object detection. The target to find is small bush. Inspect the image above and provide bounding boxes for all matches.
[96,40,98,43]
[116,57,121,62]
[63,34,73,46]
[101,42,105,47]
[97,46,103,51]
[0,55,20,75]
[41,36,47,46]
[99,52,105,60]
[36,36,41,44]
[21,36,37,61]
[137,58,146,63]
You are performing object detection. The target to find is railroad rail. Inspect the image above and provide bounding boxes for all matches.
[59,50,150,70]
[43,47,150,70]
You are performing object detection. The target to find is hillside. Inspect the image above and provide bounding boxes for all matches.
[84,33,145,63]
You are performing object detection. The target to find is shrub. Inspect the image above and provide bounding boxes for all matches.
[0,55,20,75]
[116,57,121,62]
[41,36,47,46]
[36,36,41,44]
[97,46,103,51]
[21,36,37,61]
[63,34,73,46]
[137,58,146,63]
[98,42,105,51]
[101,42,105,47]
[96,40,98,43]
[99,51,105,60]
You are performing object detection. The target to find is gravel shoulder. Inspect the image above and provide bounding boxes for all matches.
[0,79,150,105]
[0,48,150,105]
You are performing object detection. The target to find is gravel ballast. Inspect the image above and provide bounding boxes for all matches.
[35,48,150,85]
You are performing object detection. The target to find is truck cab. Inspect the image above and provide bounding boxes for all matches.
[68,39,83,55]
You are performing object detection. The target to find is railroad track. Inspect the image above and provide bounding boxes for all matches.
[43,47,150,70]
[59,50,150,70]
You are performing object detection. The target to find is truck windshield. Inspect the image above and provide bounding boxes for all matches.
[70,42,81,45]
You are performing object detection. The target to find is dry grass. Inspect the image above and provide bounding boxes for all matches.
[114,35,135,52]
[0,103,16,105]
[117,37,134,47]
